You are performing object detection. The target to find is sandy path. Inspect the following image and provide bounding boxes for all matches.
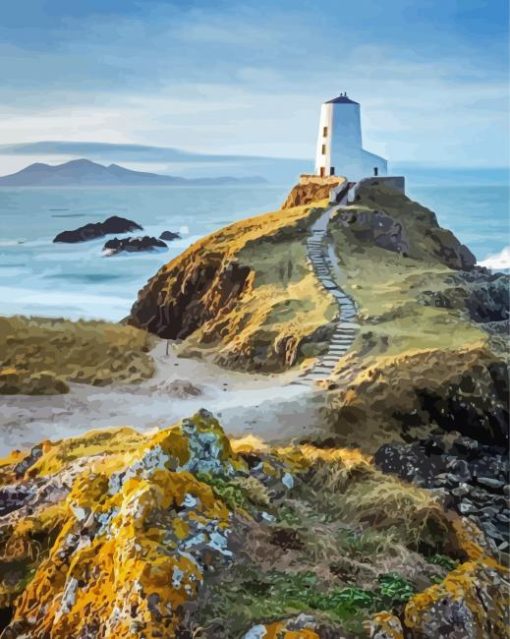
[0,339,328,455]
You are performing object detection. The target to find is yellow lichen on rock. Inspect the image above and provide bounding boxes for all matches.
[243,618,323,639]
[403,559,509,639]
[369,612,404,639]
[0,410,245,638]
[367,515,510,639]
[1,409,508,639]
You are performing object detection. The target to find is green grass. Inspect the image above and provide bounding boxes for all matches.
[196,566,415,637]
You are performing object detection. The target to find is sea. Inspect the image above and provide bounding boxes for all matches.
[0,177,508,322]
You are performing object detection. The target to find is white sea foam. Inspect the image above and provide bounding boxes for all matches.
[479,246,510,271]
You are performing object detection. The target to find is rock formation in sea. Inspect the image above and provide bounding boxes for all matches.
[102,235,167,255]
[159,230,181,241]
[53,215,143,243]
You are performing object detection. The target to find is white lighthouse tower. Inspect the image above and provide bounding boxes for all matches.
[315,93,387,181]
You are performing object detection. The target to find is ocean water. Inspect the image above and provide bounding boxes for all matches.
[0,182,508,321]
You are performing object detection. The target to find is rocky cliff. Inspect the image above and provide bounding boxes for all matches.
[1,410,507,638]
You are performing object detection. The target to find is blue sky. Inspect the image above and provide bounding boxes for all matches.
[0,0,508,173]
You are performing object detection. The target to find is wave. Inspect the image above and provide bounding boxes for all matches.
[479,246,510,271]
[51,213,87,218]
[0,240,25,246]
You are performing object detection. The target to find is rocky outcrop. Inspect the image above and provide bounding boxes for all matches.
[53,215,142,243]
[420,270,510,326]
[3,410,504,638]
[327,345,509,451]
[102,235,167,255]
[281,182,333,208]
[334,208,411,256]
[159,230,181,241]
[375,433,510,554]
[370,557,509,638]
[338,182,476,270]
[0,367,69,395]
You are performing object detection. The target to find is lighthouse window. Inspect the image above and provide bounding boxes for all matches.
[321,144,326,155]
[323,126,328,137]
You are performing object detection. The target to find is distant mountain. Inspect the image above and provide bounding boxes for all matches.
[0,142,310,183]
[0,159,268,187]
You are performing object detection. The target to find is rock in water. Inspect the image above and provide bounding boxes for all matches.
[159,230,181,241]
[103,235,167,255]
[53,215,143,243]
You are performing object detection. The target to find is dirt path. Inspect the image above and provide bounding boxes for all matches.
[0,339,329,455]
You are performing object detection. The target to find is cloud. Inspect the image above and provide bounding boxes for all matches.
[0,0,507,172]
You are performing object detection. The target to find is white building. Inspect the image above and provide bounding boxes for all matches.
[315,93,387,181]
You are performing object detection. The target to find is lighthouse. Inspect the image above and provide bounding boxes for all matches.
[314,93,387,181]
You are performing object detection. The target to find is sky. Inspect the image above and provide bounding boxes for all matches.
[0,0,508,174]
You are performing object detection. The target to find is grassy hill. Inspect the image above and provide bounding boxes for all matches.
[322,182,508,449]
[128,196,340,371]
[0,316,154,394]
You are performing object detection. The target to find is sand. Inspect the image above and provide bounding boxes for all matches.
[0,338,328,455]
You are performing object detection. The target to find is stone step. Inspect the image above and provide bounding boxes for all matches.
[311,363,335,370]
[301,368,330,376]
[302,373,330,380]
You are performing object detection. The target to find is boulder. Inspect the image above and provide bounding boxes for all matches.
[103,236,167,255]
[159,230,181,241]
[53,215,142,243]
[157,378,202,398]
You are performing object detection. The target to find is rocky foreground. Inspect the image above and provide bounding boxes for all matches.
[0,410,508,638]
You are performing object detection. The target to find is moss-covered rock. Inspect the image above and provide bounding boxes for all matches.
[0,411,506,638]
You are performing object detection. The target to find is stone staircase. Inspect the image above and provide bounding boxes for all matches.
[297,197,359,385]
